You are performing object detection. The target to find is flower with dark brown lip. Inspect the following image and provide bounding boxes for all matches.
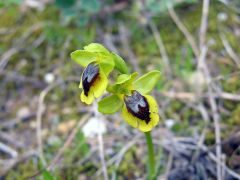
[122,90,159,132]
[71,43,123,104]
[97,71,160,132]
[124,91,151,124]
[80,62,108,104]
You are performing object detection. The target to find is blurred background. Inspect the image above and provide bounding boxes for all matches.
[1,0,240,179]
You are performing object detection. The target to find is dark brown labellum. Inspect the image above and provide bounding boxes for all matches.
[124,90,151,124]
[82,63,99,96]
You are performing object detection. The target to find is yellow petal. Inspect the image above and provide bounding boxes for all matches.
[79,65,108,105]
[92,70,108,98]
[121,94,159,132]
[79,79,82,88]
[122,104,138,128]
[137,113,159,132]
[80,90,94,105]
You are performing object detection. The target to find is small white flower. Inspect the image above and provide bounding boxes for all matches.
[82,117,106,138]
[165,119,176,129]
[44,73,55,84]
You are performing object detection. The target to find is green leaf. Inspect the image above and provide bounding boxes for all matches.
[38,160,55,180]
[133,70,160,94]
[62,8,78,18]
[77,14,89,27]
[65,130,90,164]
[98,95,123,114]
[111,52,129,74]
[42,170,55,180]
[0,0,22,7]
[84,43,110,54]
[70,50,97,67]
[55,0,76,8]
[80,0,101,13]
[146,0,198,14]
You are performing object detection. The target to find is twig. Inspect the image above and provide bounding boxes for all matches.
[103,33,119,54]
[199,0,210,50]
[0,150,38,176]
[161,91,240,101]
[93,102,108,180]
[220,33,240,68]
[0,112,36,130]
[164,153,173,178]
[191,127,207,163]
[198,43,222,180]
[0,131,25,148]
[60,35,72,60]
[97,129,108,180]
[198,0,221,179]
[119,23,141,73]
[197,103,210,123]
[200,144,240,179]
[149,20,172,78]
[0,141,18,158]
[36,81,63,165]
[32,34,45,48]
[208,78,222,180]
[48,114,90,170]
[29,114,90,179]
[95,135,140,177]
[156,134,240,179]
[167,4,199,58]
[212,71,240,81]
[100,1,128,16]
[114,138,139,168]
[17,22,45,44]
[0,22,46,72]
[0,48,19,71]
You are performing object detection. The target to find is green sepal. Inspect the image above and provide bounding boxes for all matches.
[116,72,138,84]
[108,84,130,95]
[70,50,97,67]
[99,61,114,76]
[38,159,55,180]
[99,54,115,76]
[133,70,161,94]
[42,169,55,180]
[111,52,129,74]
[84,43,110,54]
[108,72,138,95]
[98,95,123,114]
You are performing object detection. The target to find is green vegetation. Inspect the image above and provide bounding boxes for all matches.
[1,0,240,179]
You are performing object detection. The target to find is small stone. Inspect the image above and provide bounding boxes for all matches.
[47,135,61,146]
[188,71,206,92]
[17,107,30,119]
[57,120,76,134]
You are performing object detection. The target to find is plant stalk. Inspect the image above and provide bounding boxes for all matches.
[145,131,156,180]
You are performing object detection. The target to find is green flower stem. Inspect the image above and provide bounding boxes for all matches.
[145,131,156,180]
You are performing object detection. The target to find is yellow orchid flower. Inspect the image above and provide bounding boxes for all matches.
[71,43,128,105]
[79,62,108,104]
[122,90,159,132]
[98,71,161,132]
